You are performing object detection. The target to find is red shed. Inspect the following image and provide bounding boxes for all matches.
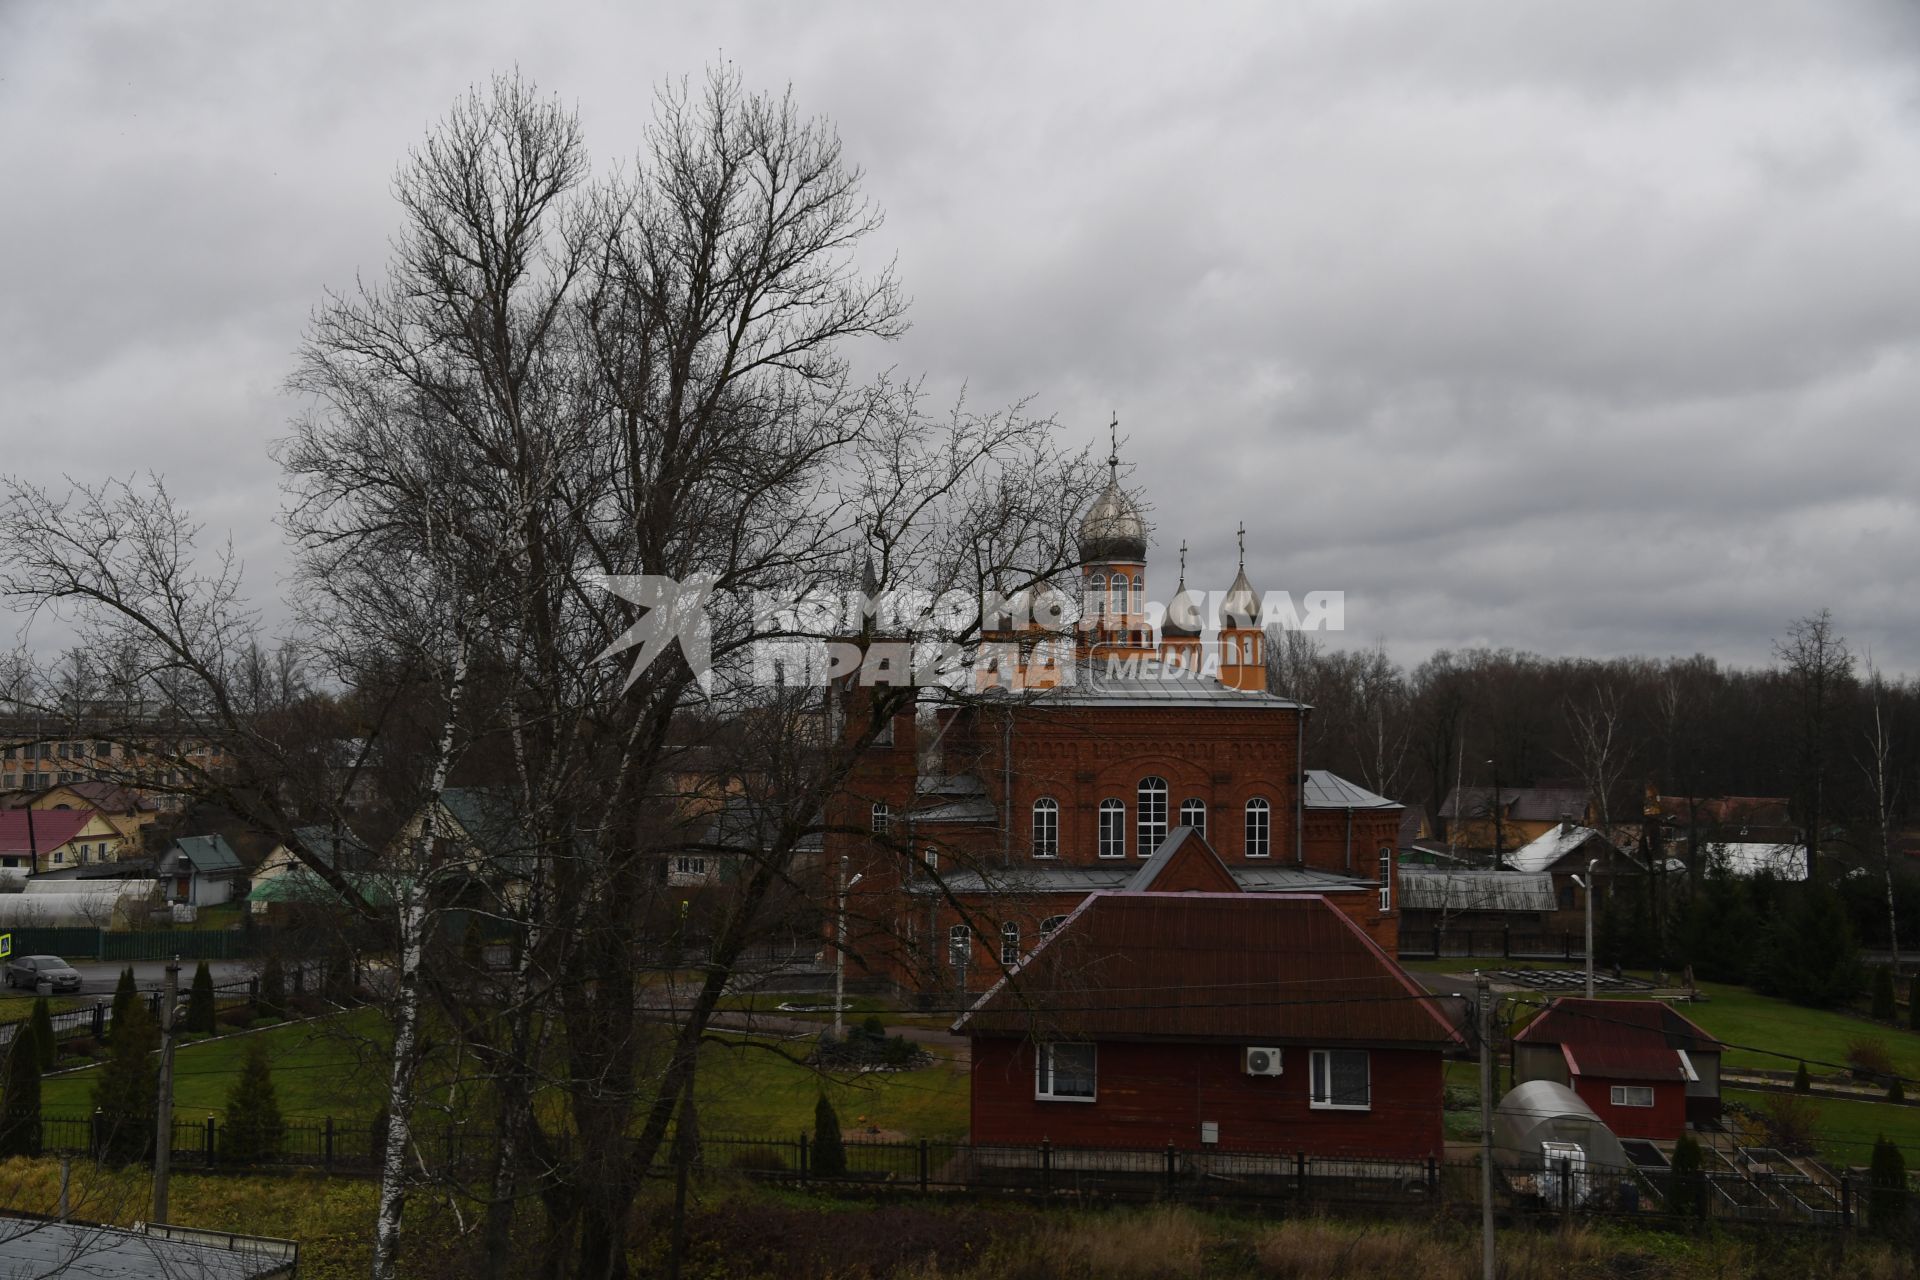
[1510,998,1722,1140]
[955,854,1463,1160]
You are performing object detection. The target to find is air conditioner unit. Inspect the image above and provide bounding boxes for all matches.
[1243,1046,1283,1077]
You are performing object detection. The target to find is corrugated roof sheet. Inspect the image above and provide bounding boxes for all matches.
[1302,771,1401,811]
[908,863,1370,896]
[174,833,244,874]
[1513,997,1719,1082]
[1398,870,1556,913]
[1439,786,1589,823]
[1504,824,1620,874]
[957,892,1464,1047]
[0,809,93,854]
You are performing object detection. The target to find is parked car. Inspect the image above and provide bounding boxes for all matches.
[4,955,83,992]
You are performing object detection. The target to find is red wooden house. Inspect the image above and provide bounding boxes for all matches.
[1510,998,1722,1140]
[954,832,1463,1160]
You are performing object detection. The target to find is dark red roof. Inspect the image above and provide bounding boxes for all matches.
[0,809,95,855]
[40,780,153,813]
[1513,998,1719,1082]
[957,892,1464,1048]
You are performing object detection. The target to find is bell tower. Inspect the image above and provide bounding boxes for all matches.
[1218,523,1267,692]
[1078,416,1155,664]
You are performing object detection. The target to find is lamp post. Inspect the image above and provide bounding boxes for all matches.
[833,856,863,1039]
[1577,858,1599,999]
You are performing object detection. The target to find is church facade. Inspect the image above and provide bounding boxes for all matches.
[827,444,1403,998]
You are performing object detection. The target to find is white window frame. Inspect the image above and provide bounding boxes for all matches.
[1000,921,1020,965]
[1246,797,1271,858]
[1034,1042,1098,1102]
[1031,797,1059,858]
[948,923,970,970]
[1137,776,1168,857]
[871,802,890,834]
[1308,1049,1371,1111]
[1179,798,1207,837]
[1098,800,1125,859]
[674,854,706,877]
[1610,1085,1655,1108]
[1377,846,1393,911]
[1039,914,1067,938]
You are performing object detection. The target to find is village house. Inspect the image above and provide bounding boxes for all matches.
[1510,997,1723,1140]
[0,807,128,876]
[955,835,1462,1159]
[1437,785,1592,855]
[23,779,160,850]
[828,445,1405,998]
[159,833,249,906]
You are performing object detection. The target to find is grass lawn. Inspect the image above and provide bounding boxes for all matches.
[1725,1086,1920,1167]
[0,994,86,1025]
[41,1011,389,1121]
[1681,982,1920,1080]
[696,1031,970,1140]
[713,990,956,1033]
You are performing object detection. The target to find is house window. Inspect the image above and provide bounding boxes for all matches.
[52,849,64,865]
[1137,777,1168,857]
[1031,797,1059,858]
[948,924,971,970]
[1098,800,1125,858]
[1109,573,1127,616]
[1178,798,1207,837]
[923,846,938,873]
[1001,921,1020,965]
[1309,1049,1370,1110]
[1035,1043,1097,1101]
[1245,798,1271,858]
[1611,1085,1655,1108]
[675,855,706,877]
[871,802,890,834]
[1378,846,1393,912]
[1039,914,1067,938]
[1131,576,1143,615]
[1088,573,1106,617]
[1225,637,1240,664]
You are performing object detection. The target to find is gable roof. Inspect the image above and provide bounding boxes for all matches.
[289,824,377,871]
[173,833,244,874]
[1512,997,1720,1081]
[1302,771,1401,811]
[36,779,154,813]
[956,891,1463,1047]
[437,788,534,871]
[1504,824,1623,874]
[1440,786,1589,823]
[1125,826,1240,893]
[0,809,95,855]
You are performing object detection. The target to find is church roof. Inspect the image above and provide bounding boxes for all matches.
[1079,475,1147,563]
[1220,566,1260,626]
[1301,771,1403,811]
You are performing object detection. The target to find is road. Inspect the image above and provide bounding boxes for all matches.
[4,959,259,998]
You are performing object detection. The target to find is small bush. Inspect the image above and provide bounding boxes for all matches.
[216,1006,256,1030]
[811,1095,846,1177]
[1762,1093,1821,1154]
[1871,1135,1908,1236]
[58,1036,102,1060]
[0,1035,42,1158]
[882,1034,918,1067]
[1848,1035,1898,1081]
[1668,1133,1706,1220]
[185,961,216,1034]
[259,956,286,1020]
[108,967,137,1042]
[27,997,55,1072]
[1891,1077,1906,1104]
[858,1014,886,1040]
[1794,1060,1812,1092]
[221,1038,285,1164]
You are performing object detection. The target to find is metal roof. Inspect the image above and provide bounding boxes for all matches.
[1439,786,1589,823]
[956,891,1464,1047]
[907,861,1369,897]
[173,833,244,874]
[912,797,999,825]
[983,669,1304,710]
[1398,870,1557,913]
[0,809,93,855]
[1503,824,1621,874]
[0,1217,295,1279]
[1512,998,1720,1082]
[1301,771,1401,811]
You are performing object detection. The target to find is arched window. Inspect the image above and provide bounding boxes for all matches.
[1098,800,1125,858]
[1179,798,1207,837]
[949,924,971,970]
[871,802,890,834]
[924,845,939,874]
[1109,573,1127,615]
[1137,776,1168,856]
[1131,576,1143,615]
[1247,633,1261,663]
[1246,797,1272,858]
[1040,914,1068,938]
[1001,921,1021,965]
[1225,636,1240,664]
[1089,572,1107,618]
[1031,797,1059,858]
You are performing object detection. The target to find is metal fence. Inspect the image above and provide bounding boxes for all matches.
[1399,928,1587,961]
[0,980,256,1049]
[4,926,275,962]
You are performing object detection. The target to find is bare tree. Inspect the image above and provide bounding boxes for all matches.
[1559,678,1629,837]
[1859,658,1901,958]
[1774,610,1854,878]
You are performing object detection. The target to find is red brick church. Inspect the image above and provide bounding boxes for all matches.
[828,443,1403,998]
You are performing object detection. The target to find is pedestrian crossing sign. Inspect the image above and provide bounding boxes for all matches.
[0,934,10,959]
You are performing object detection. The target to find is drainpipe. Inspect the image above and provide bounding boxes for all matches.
[1002,708,1013,867]
[1344,806,1354,874]
[1295,707,1307,866]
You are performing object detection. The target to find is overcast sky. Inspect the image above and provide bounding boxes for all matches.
[4,1,1919,674]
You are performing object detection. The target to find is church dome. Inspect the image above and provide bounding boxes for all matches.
[1080,443,1147,565]
[1220,566,1261,628]
[1162,584,1205,637]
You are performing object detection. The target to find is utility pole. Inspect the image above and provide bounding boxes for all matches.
[153,956,181,1224]
[1477,971,1495,1280]
[1585,857,1599,1000]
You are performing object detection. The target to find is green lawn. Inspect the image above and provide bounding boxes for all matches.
[1681,982,1920,1080]
[1725,1087,1920,1167]
[695,1031,969,1140]
[41,1012,389,1121]
[0,994,86,1025]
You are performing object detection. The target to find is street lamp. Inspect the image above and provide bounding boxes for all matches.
[1572,857,1599,999]
[833,856,863,1039]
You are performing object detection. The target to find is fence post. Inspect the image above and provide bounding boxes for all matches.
[799,1133,809,1178]
[91,1004,104,1039]
[90,1108,103,1160]
[1564,932,1572,961]
[324,1116,334,1173]
[1427,1155,1438,1200]
[1502,926,1511,959]
[205,1116,216,1167]
[918,1138,930,1191]
[1041,1140,1052,1194]
[1296,1150,1307,1199]
[1559,1156,1572,1216]
[1842,1171,1853,1227]
[1165,1142,1177,1193]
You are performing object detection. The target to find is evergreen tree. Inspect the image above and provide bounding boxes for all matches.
[1891,1077,1906,1104]
[1870,1135,1908,1235]
[324,948,354,1004]
[27,996,56,1072]
[1667,1133,1706,1221]
[92,993,158,1163]
[108,966,137,1041]
[811,1094,846,1177]
[1794,1061,1812,1093]
[1873,966,1897,1021]
[186,961,216,1034]
[220,1039,285,1163]
[260,955,286,1019]
[0,1035,41,1158]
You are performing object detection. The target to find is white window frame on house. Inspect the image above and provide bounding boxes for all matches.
[871,802,890,834]
[1245,797,1271,858]
[1032,797,1059,858]
[948,924,971,970]
[1308,1049,1371,1110]
[1039,914,1067,938]
[923,845,938,874]
[1610,1085,1655,1108]
[1137,776,1168,857]
[1000,921,1020,965]
[1098,800,1125,858]
[1034,1042,1097,1102]
[674,855,706,877]
[1378,846,1393,912]
[1179,798,1207,837]
[1088,572,1107,620]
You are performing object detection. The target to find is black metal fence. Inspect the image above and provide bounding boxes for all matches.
[3,926,275,962]
[1399,928,1587,961]
[0,980,257,1049]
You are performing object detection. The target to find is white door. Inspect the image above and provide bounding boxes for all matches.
[1540,1141,1587,1206]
